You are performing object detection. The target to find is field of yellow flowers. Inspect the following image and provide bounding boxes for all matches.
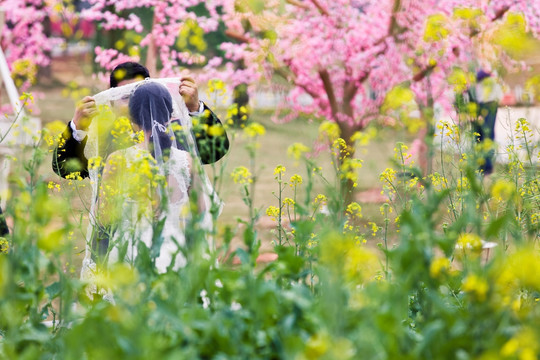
[0,80,539,359]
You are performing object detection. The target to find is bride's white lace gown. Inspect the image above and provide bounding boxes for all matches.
[81,145,192,281]
[79,78,220,294]
[109,145,192,273]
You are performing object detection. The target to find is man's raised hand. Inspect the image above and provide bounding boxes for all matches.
[73,96,97,131]
[179,73,200,112]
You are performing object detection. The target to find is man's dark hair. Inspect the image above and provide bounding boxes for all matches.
[109,62,150,88]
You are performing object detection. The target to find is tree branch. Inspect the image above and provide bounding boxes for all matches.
[309,0,329,16]
[412,63,436,82]
[274,67,319,99]
[493,6,510,21]
[388,0,405,38]
[225,29,251,43]
[319,69,338,117]
[285,0,310,10]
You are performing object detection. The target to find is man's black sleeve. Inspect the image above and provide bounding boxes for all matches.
[52,124,89,179]
[0,206,8,236]
[179,103,230,165]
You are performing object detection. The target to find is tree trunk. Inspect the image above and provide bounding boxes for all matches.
[145,13,158,76]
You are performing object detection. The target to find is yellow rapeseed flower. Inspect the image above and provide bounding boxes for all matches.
[231,166,252,184]
[273,165,286,176]
[208,124,225,137]
[346,202,362,219]
[491,179,516,202]
[320,232,379,284]
[456,233,482,251]
[243,122,265,138]
[313,194,327,206]
[496,248,540,293]
[266,205,279,221]
[318,121,340,142]
[88,156,104,171]
[283,197,295,206]
[429,256,451,278]
[380,167,397,184]
[369,222,379,236]
[501,327,539,360]
[462,274,489,301]
[289,174,303,187]
[287,142,310,160]
[206,79,227,96]
[350,127,377,146]
[0,237,9,254]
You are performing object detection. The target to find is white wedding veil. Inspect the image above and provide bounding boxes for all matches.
[81,78,221,277]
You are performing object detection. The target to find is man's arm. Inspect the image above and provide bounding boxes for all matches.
[173,102,230,165]
[191,103,230,164]
[52,96,96,179]
[179,75,230,164]
[0,206,8,236]
[52,123,89,179]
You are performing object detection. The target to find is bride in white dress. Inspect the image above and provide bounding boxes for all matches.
[81,79,218,282]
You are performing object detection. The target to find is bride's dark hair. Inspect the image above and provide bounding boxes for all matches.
[129,82,174,159]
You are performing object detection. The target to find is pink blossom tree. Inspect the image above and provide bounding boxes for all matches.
[79,0,540,198]
[81,0,224,75]
[0,0,68,90]
[216,0,540,174]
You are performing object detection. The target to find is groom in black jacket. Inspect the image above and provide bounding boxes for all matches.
[52,62,229,179]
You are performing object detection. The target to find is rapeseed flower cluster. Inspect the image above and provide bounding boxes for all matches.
[320,232,378,284]
[47,181,61,192]
[380,167,397,197]
[462,274,489,302]
[344,202,364,242]
[44,120,68,148]
[456,232,482,251]
[429,256,451,279]
[206,79,226,97]
[273,164,286,176]
[266,205,279,221]
[346,202,362,219]
[350,127,377,146]
[231,166,252,184]
[340,158,362,188]
[500,327,539,360]
[65,172,84,186]
[289,174,303,187]
[0,237,8,254]
[287,142,310,160]
[496,249,540,295]
[11,59,37,87]
[331,138,350,161]
[110,116,138,149]
[282,197,295,206]
[429,172,449,191]
[88,156,104,171]
[100,150,166,222]
[243,122,265,138]
[318,121,340,142]
[491,179,516,202]
[303,331,356,360]
[313,194,327,207]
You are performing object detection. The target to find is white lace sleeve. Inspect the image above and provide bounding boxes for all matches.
[167,149,191,206]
